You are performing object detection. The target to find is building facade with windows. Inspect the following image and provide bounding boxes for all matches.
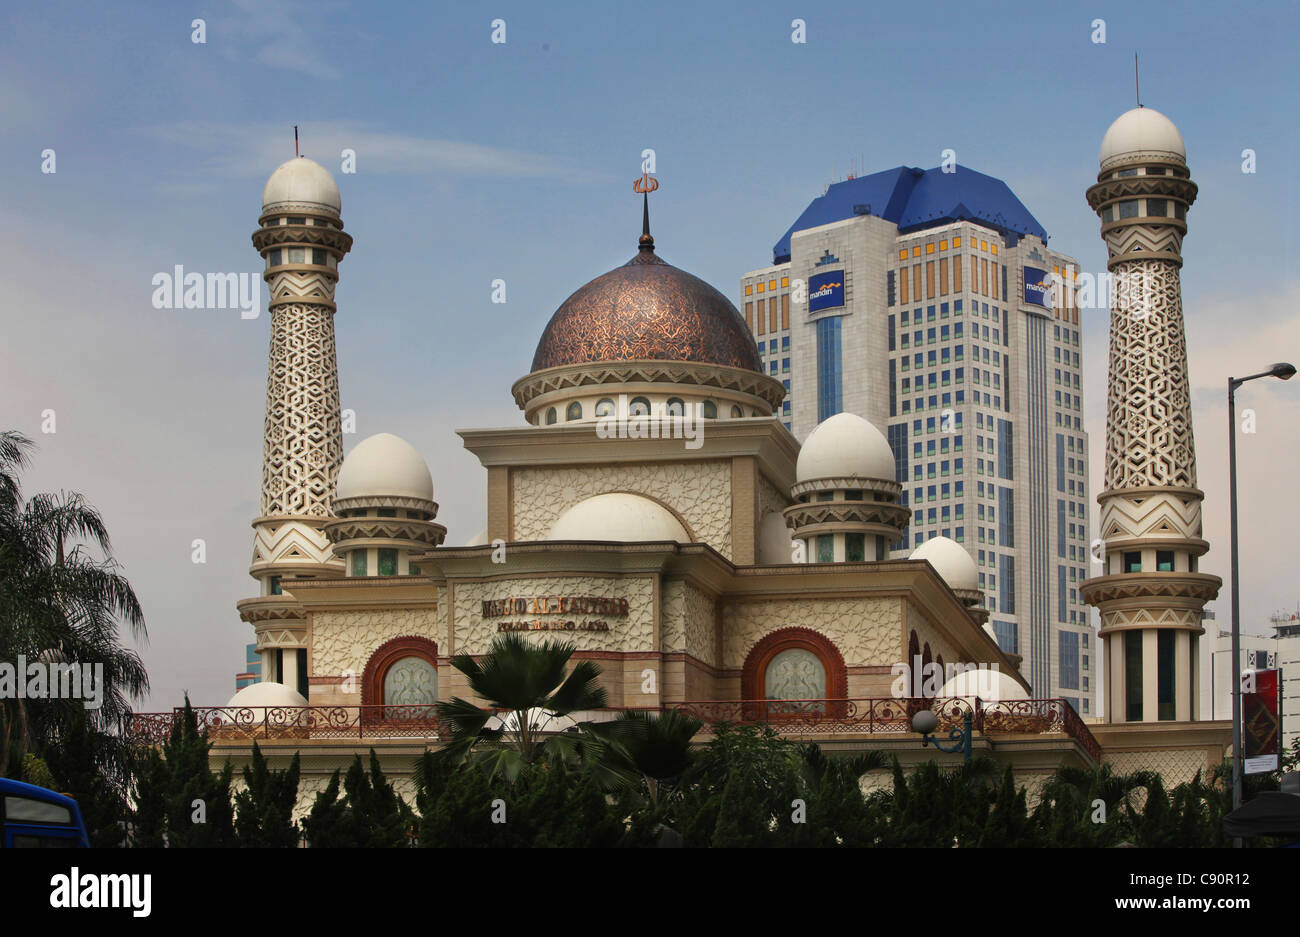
[741,166,1093,711]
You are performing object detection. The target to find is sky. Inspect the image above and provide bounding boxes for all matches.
[1,0,1297,710]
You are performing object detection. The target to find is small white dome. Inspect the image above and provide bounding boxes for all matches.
[938,667,1028,702]
[335,433,434,505]
[911,536,979,592]
[982,622,998,641]
[226,681,308,710]
[262,156,342,214]
[796,412,895,483]
[549,493,689,543]
[758,512,795,564]
[1099,107,1186,168]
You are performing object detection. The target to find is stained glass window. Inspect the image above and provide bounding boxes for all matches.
[383,656,438,713]
[765,648,826,713]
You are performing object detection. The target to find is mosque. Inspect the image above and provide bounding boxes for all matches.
[133,106,1233,809]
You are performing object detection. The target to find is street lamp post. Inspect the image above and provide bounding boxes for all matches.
[912,708,972,763]
[1227,362,1295,839]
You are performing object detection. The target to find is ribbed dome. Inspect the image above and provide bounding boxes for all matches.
[1100,107,1186,168]
[549,493,689,543]
[797,412,896,482]
[335,433,434,504]
[226,681,309,710]
[262,156,341,214]
[531,244,761,373]
[911,536,979,593]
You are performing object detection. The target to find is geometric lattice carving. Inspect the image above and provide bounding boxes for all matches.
[261,301,343,518]
[1103,259,1197,491]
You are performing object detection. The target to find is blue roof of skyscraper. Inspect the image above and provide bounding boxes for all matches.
[772,165,1047,263]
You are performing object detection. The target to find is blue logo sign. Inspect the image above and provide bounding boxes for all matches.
[1023,266,1052,308]
[809,270,845,312]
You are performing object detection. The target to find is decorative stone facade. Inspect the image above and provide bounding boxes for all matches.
[512,461,733,557]
[312,607,440,679]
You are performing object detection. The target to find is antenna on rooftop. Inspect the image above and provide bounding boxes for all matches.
[1135,54,1141,107]
[294,125,300,157]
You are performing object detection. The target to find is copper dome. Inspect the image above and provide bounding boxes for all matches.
[530,242,762,374]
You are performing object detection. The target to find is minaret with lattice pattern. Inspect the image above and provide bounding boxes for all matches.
[235,156,353,692]
[1080,107,1221,724]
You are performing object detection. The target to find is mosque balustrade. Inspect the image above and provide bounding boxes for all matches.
[668,696,1103,761]
[126,697,1102,761]
[126,705,441,744]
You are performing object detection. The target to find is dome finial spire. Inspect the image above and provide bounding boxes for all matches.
[634,172,658,251]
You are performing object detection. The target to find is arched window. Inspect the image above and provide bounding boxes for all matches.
[702,400,717,419]
[566,401,582,421]
[665,397,684,416]
[742,628,847,719]
[629,396,651,416]
[595,398,615,418]
[730,405,743,418]
[361,636,440,724]
[545,407,557,425]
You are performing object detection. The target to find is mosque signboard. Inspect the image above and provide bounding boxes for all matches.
[481,595,627,633]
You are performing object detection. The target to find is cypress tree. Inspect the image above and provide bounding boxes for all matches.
[233,744,301,848]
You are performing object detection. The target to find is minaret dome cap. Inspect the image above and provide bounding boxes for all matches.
[262,156,342,215]
[1099,106,1186,169]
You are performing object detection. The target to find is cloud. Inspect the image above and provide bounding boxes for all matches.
[227,0,342,80]
[145,121,603,188]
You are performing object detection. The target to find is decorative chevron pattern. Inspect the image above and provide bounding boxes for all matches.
[270,271,339,306]
[1102,259,1197,491]
[1105,224,1186,258]
[1100,607,1203,629]
[1098,488,1202,542]
[250,518,336,569]
[260,301,343,518]
[514,359,787,412]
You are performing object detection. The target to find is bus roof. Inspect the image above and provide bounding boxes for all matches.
[0,777,80,810]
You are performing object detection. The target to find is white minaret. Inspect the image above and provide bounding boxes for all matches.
[236,156,353,692]
[1080,107,1221,723]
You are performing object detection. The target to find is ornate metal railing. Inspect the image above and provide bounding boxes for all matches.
[667,697,975,735]
[127,705,441,745]
[126,697,1102,762]
[668,697,1102,762]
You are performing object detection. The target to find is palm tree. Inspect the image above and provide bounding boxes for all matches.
[435,633,607,781]
[0,430,149,792]
[597,709,703,807]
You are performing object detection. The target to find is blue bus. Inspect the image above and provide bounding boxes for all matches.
[0,778,90,848]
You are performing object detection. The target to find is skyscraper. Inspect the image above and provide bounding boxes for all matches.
[235,156,353,698]
[742,165,1092,709]
[1079,107,1221,724]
